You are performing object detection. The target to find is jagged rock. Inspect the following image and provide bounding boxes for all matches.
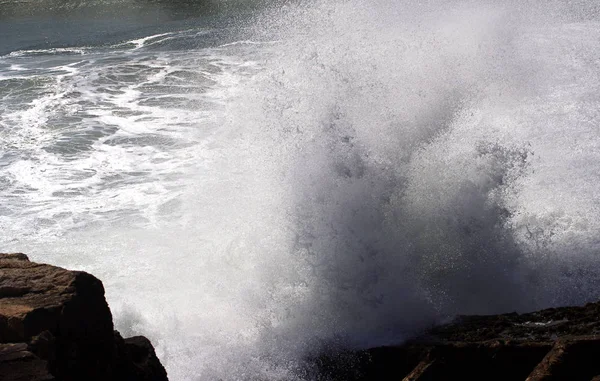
[0,253,168,381]
[113,332,169,381]
[317,301,600,380]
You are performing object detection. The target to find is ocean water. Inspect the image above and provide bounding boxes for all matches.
[1,0,600,379]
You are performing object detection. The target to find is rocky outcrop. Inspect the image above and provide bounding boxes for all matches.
[0,253,167,381]
[317,301,600,380]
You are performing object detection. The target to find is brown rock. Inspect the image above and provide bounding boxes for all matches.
[0,253,168,381]
[0,343,54,381]
[0,253,114,380]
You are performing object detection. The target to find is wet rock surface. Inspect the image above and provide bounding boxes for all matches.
[0,253,167,381]
[317,302,600,380]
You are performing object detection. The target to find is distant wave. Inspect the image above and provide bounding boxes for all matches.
[3,47,88,57]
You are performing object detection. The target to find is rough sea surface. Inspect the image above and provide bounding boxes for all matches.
[1,0,600,379]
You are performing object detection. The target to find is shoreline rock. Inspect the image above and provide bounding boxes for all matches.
[5,251,599,380]
[0,253,168,381]
[316,301,600,380]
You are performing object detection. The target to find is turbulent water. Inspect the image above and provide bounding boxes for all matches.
[1,0,600,379]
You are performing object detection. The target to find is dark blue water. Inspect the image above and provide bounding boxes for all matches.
[0,0,261,55]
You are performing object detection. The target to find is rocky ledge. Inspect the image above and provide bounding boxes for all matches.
[317,301,600,380]
[0,253,167,381]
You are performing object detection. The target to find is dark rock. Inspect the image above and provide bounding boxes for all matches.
[526,336,600,381]
[0,254,29,262]
[27,331,56,372]
[0,253,168,381]
[0,343,54,381]
[429,302,600,342]
[317,301,600,380]
[123,336,168,381]
[113,332,168,381]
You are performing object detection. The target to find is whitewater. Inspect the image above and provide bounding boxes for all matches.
[1,0,600,379]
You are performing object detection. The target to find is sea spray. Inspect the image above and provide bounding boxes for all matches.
[216,0,600,372]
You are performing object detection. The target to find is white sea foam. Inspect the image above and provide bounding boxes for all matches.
[4,47,88,57]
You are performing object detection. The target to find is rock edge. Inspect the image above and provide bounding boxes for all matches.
[0,253,168,381]
[316,301,600,380]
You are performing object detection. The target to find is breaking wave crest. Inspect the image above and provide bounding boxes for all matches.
[212,0,600,371]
